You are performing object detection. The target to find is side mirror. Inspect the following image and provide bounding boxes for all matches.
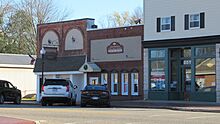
[73,85,78,89]
[14,86,17,89]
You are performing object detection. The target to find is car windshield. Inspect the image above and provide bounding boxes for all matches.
[44,79,68,86]
[85,85,107,91]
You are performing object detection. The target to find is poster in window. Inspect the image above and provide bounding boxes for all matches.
[150,71,165,90]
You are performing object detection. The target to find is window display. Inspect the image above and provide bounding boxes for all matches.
[150,60,166,90]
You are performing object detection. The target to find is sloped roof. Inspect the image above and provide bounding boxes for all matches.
[0,53,36,65]
[79,62,101,72]
[33,55,86,72]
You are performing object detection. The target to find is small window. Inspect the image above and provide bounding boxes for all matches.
[190,14,200,29]
[161,17,171,31]
[131,73,139,95]
[121,73,128,95]
[185,12,205,30]
[195,46,216,57]
[8,83,14,89]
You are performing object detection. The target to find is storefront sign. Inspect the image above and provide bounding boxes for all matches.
[107,42,124,54]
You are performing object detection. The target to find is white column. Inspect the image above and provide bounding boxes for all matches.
[216,44,220,103]
[144,48,149,100]
[83,73,87,88]
[70,74,74,83]
[36,75,41,102]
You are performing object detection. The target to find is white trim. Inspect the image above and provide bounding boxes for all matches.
[84,73,87,89]
[35,71,83,75]
[101,73,108,85]
[111,73,118,95]
[87,24,143,31]
[121,73,128,95]
[0,64,34,68]
[36,76,40,102]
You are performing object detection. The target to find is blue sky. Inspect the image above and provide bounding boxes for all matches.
[54,0,143,25]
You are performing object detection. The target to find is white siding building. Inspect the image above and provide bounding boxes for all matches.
[0,54,37,97]
[143,0,220,102]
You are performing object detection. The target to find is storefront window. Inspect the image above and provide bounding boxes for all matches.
[195,46,215,57]
[182,48,191,58]
[195,58,216,92]
[101,73,108,86]
[150,60,166,91]
[150,50,165,58]
[111,73,118,95]
[121,73,128,95]
[131,73,138,95]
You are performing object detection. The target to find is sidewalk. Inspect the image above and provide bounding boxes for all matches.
[21,100,220,113]
[111,100,220,113]
[0,116,35,124]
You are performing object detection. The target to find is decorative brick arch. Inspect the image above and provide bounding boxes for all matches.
[41,30,60,49]
[64,28,84,50]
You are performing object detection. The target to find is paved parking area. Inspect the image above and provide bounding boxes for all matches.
[0,103,220,124]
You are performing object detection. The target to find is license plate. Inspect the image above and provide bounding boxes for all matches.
[91,97,99,100]
[52,89,58,92]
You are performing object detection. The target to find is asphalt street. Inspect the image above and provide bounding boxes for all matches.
[0,104,220,124]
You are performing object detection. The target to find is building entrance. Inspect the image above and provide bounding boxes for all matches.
[169,48,192,101]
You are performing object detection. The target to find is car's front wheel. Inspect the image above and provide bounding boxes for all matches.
[14,95,21,104]
[0,94,4,104]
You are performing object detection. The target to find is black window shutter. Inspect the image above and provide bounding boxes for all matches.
[185,14,189,30]
[157,18,161,32]
[200,12,205,28]
[171,16,175,31]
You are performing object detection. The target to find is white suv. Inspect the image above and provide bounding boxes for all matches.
[41,79,77,106]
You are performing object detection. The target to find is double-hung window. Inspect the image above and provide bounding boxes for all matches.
[161,17,171,31]
[131,73,139,95]
[121,73,128,95]
[185,12,205,30]
[190,14,200,29]
[157,16,175,32]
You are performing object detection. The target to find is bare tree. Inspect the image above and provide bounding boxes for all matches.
[2,0,69,54]
[99,7,143,28]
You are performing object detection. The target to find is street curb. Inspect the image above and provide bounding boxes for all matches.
[170,107,220,113]
[111,105,220,113]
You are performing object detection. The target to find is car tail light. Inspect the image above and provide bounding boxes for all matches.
[42,85,45,92]
[66,85,70,92]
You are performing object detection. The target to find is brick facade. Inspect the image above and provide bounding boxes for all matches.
[87,25,144,100]
[36,18,144,101]
[37,19,92,57]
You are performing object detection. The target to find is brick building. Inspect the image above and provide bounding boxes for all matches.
[34,18,143,102]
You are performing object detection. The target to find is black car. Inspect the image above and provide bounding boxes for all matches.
[81,85,110,107]
[0,80,21,104]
